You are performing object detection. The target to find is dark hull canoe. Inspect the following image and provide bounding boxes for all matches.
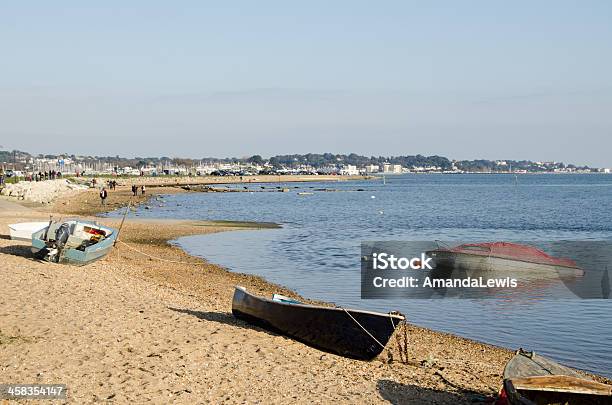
[231,286,405,360]
[501,350,612,405]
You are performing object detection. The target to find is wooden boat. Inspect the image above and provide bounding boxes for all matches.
[231,286,405,360]
[8,221,50,241]
[31,220,117,266]
[427,242,584,278]
[499,349,612,405]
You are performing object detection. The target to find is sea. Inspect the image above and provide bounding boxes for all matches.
[107,174,612,378]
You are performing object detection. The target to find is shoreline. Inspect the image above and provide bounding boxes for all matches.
[1,185,610,403]
[51,184,612,382]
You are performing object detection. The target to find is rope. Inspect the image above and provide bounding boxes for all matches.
[115,239,205,265]
[341,308,387,350]
[390,314,409,364]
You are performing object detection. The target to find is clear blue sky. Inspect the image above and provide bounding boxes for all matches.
[1,1,611,166]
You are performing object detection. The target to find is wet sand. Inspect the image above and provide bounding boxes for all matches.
[0,188,609,404]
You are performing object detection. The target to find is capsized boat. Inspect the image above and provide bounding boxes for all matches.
[499,349,612,405]
[8,221,50,241]
[231,286,405,360]
[427,242,584,277]
[31,219,117,265]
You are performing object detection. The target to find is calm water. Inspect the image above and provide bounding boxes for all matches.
[108,174,612,377]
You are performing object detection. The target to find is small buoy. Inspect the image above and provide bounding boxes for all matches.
[371,195,376,199]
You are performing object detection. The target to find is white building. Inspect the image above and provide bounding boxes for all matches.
[317,165,339,174]
[382,163,403,174]
[364,164,379,173]
[195,165,217,175]
[340,165,359,176]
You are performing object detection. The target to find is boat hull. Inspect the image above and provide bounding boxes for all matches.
[502,350,612,405]
[8,222,50,241]
[31,221,117,266]
[231,286,404,360]
[428,251,584,278]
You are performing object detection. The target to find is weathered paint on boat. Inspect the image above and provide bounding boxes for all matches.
[501,350,612,405]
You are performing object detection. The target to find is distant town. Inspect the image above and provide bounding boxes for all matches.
[0,150,610,179]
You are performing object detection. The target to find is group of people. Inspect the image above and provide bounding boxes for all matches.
[23,171,63,182]
[131,184,145,196]
[99,183,147,205]
[98,182,147,206]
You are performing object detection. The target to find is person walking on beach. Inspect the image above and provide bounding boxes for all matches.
[141,185,146,195]
[131,185,137,196]
[100,187,108,205]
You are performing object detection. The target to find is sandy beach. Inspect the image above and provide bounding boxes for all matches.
[1,184,609,404]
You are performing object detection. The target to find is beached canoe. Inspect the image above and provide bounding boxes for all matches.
[499,349,612,405]
[427,242,584,278]
[31,220,117,266]
[8,221,50,241]
[231,286,405,360]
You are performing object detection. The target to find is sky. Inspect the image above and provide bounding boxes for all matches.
[0,1,611,166]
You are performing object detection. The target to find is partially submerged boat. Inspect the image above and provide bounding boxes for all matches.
[427,242,584,278]
[8,221,50,241]
[231,286,405,360]
[31,219,117,265]
[499,349,612,404]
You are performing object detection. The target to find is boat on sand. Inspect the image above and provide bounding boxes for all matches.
[427,242,584,278]
[31,219,117,265]
[231,286,405,360]
[498,349,612,405]
[8,221,50,241]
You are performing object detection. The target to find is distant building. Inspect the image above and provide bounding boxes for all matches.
[382,163,402,174]
[317,165,339,174]
[340,165,359,176]
[195,165,216,175]
[364,164,379,173]
[140,166,158,175]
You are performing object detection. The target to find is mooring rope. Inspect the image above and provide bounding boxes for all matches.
[390,313,409,364]
[115,239,204,265]
[341,308,387,350]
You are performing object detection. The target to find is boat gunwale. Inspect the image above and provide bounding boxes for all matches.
[31,220,117,240]
[506,375,612,396]
[234,286,405,320]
